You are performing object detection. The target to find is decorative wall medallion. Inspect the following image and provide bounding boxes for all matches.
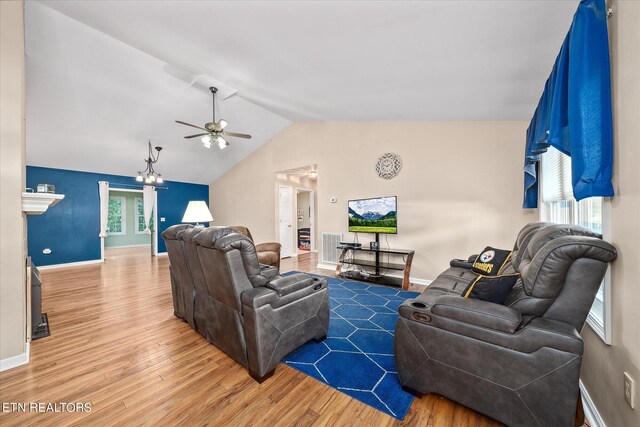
[375,153,402,180]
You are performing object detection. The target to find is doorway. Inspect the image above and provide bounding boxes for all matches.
[296,188,315,254]
[275,164,318,260]
[278,185,294,258]
[101,188,158,260]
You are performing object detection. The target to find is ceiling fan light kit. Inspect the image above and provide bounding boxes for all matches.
[176,86,252,150]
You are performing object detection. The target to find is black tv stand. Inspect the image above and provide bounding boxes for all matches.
[335,240,415,290]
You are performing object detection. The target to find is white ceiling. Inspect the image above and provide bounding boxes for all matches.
[26,0,578,184]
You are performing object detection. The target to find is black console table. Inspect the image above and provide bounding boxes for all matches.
[335,245,415,290]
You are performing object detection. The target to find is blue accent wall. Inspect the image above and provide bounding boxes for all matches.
[26,166,209,266]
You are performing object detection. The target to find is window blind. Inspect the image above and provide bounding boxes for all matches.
[541,146,573,202]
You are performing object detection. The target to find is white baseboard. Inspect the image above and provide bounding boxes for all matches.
[156,252,168,256]
[105,244,150,249]
[316,262,337,271]
[580,380,605,427]
[407,277,433,287]
[37,259,102,270]
[0,342,29,372]
[316,263,432,286]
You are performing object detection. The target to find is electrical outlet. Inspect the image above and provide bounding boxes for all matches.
[624,372,636,409]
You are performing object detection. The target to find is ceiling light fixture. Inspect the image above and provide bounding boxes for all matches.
[136,141,164,184]
[176,87,252,150]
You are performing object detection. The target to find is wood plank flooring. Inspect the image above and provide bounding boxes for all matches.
[0,248,502,426]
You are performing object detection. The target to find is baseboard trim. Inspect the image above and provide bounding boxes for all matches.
[156,252,168,256]
[580,380,605,427]
[0,342,30,372]
[406,277,433,286]
[37,259,102,270]
[105,244,150,249]
[316,263,432,286]
[316,262,337,271]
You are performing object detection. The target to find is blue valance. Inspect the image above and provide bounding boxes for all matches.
[523,0,614,208]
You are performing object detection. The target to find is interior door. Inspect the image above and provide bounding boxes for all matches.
[279,185,293,258]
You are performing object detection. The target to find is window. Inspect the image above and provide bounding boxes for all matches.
[135,197,153,233]
[540,147,610,343]
[107,196,126,236]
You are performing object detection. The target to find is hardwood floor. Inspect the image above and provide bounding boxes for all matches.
[0,248,502,426]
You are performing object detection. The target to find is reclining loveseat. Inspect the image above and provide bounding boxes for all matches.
[394,223,617,426]
[161,225,330,381]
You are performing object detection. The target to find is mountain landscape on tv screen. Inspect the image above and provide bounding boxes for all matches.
[348,198,397,233]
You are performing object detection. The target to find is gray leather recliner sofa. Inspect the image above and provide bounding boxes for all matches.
[162,223,195,326]
[161,225,330,382]
[394,223,617,426]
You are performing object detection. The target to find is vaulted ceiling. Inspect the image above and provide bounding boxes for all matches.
[26,0,578,184]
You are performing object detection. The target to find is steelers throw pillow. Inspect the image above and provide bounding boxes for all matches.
[471,246,512,276]
[463,274,519,304]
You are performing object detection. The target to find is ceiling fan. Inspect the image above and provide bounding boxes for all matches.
[175,86,251,150]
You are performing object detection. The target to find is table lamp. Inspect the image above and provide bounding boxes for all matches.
[182,201,213,227]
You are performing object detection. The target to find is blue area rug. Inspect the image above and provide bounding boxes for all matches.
[282,272,420,420]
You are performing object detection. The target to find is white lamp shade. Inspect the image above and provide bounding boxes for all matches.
[182,201,213,223]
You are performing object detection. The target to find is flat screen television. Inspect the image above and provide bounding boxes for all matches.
[348,196,397,234]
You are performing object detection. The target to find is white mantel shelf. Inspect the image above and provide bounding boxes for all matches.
[22,192,65,215]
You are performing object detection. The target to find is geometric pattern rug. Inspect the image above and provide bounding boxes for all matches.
[282,272,420,420]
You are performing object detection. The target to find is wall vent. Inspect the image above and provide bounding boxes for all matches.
[321,232,343,264]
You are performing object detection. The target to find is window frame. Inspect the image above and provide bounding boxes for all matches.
[135,197,146,234]
[587,199,612,344]
[107,195,127,236]
[539,152,612,345]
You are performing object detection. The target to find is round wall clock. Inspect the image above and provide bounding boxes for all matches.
[375,153,402,180]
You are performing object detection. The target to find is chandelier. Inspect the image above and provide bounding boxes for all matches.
[135,141,164,184]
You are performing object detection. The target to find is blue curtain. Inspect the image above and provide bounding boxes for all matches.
[523,0,614,208]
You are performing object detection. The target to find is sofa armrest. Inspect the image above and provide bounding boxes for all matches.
[255,242,281,253]
[241,287,278,309]
[449,259,474,269]
[519,317,584,354]
[431,295,522,334]
[267,273,315,296]
[259,265,279,279]
[449,254,478,269]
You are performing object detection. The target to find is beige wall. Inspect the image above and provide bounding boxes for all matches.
[0,0,27,361]
[211,121,536,281]
[581,2,640,426]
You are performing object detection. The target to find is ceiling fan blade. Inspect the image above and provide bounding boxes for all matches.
[184,133,209,139]
[175,120,207,131]
[223,131,252,139]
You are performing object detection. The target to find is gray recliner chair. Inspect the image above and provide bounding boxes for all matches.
[162,223,195,327]
[180,227,212,338]
[162,225,330,382]
[394,223,617,426]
